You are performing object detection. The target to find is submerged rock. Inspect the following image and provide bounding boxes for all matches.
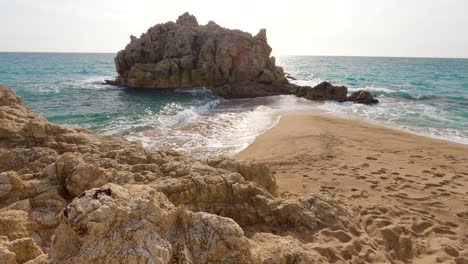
[348,90,379,104]
[294,81,348,102]
[0,83,346,263]
[112,12,289,97]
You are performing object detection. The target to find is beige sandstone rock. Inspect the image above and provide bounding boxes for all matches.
[0,83,347,263]
[49,184,257,264]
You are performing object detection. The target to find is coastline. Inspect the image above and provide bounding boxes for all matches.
[236,112,468,262]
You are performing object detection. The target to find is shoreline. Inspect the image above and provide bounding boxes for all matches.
[285,109,468,146]
[232,107,468,159]
[236,111,468,162]
[236,112,468,262]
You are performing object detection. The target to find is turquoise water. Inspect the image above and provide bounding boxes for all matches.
[279,56,468,144]
[0,52,217,135]
[1,53,467,156]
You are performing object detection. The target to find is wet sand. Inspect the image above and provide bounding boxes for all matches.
[236,112,468,263]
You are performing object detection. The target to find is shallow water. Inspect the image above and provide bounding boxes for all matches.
[279,56,468,144]
[1,53,467,157]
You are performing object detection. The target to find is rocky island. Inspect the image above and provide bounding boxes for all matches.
[109,12,291,98]
[108,12,379,103]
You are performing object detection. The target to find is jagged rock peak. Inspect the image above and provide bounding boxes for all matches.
[255,28,267,41]
[111,13,289,97]
[176,12,198,28]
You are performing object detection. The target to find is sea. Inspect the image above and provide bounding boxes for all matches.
[1,52,467,157]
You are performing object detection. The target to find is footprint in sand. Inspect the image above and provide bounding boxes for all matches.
[320,229,353,243]
[432,226,456,235]
[424,183,442,188]
[456,212,468,220]
[371,168,387,175]
[442,245,459,257]
[411,220,433,234]
[443,221,459,228]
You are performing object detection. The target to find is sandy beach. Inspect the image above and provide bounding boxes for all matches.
[237,113,468,263]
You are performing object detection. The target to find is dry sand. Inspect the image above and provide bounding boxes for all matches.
[236,112,468,263]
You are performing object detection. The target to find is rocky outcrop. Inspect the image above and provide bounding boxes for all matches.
[348,90,379,104]
[294,81,348,102]
[111,12,289,98]
[293,82,380,105]
[0,83,346,263]
[50,184,256,263]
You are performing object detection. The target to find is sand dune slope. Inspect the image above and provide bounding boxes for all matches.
[237,113,468,263]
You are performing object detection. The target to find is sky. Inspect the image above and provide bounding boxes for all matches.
[1,0,468,58]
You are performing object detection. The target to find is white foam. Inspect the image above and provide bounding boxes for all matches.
[317,97,468,145]
[115,80,467,157]
[348,86,397,94]
[174,87,212,95]
[103,99,220,136]
[126,95,320,157]
[291,78,324,87]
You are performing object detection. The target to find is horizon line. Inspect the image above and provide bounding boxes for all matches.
[0,51,467,60]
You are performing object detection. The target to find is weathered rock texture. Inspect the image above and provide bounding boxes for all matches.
[348,90,379,104]
[0,83,347,263]
[112,12,290,98]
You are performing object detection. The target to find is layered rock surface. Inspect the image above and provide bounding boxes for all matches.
[112,12,289,97]
[0,83,348,263]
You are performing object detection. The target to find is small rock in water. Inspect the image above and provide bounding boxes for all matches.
[294,81,348,102]
[348,90,379,104]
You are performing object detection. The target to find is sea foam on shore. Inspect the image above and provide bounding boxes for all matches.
[127,95,319,157]
[1,53,467,157]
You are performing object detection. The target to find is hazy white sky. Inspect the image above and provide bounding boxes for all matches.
[1,0,467,57]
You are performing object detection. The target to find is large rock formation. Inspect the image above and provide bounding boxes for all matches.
[0,83,348,263]
[111,12,290,98]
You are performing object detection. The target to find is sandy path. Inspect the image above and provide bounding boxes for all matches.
[236,113,468,263]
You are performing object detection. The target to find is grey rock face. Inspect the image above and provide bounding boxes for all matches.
[113,12,288,94]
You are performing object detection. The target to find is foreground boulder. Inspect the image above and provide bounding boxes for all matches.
[111,12,289,98]
[294,81,348,102]
[50,184,256,263]
[348,90,379,104]
[0,83,349,263]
